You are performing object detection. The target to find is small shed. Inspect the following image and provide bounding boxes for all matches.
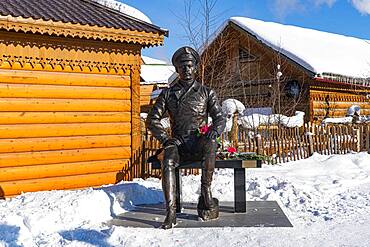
[202,17,370,122]
[140,56,176,112]
[0,0,167,197]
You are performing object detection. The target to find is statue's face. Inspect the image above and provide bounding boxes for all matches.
[176,60,197,81]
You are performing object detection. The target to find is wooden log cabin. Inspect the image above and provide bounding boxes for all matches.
[140,56,175,112]
[202,17,370,122]
[0,0,167,197]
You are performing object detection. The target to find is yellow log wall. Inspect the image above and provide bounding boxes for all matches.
[310,89,370,121]
[0,32,142,197]
[0,70,133,197]
[140,84,155,107]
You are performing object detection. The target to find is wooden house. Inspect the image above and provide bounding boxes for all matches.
[202,17,370,122]
[140,56,175,112]
[0,0,167,197]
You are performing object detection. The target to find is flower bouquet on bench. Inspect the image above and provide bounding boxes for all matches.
[216,146,269,162]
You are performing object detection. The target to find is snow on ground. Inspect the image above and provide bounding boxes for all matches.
[239,111,305,128]
[1,152,370,246]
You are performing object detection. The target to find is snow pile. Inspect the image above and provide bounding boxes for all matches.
[322,115,370,124]
[0,189,114,241]
[322,116,354,124]
[140,113,170,129]
[229,17,370,79]
[347,105,361,116]
[0,180,163,246]
[220,99,304,130]
[322,105,370,124]
[91,0,152,23]
[140,112,148,120]
[221,99,245,116]
[239,111,305,129]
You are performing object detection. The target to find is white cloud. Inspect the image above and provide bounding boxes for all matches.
[270,0,370,17]
[270,0,336,19]
[270,0,304,20]
[351,0,370,15]
[313,0,337,7]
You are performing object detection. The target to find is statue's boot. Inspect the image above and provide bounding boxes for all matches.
[198,139,219,221]
[161,148,178,229]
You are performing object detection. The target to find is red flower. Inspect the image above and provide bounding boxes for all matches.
[226,147,237,154]
[199,125,209,135]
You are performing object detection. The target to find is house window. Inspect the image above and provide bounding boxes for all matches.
[239,48,257,62]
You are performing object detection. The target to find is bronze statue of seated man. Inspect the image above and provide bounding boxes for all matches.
[146,46,226,229]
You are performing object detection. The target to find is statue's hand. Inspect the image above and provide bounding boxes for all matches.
[206,129,218,140]
[163,138,182,148]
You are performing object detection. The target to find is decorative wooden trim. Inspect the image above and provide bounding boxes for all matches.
[0,15,164,47]
[0,69,131,87]
[310,90,370,102]
[310,80,370,94]
[0,32,141,74]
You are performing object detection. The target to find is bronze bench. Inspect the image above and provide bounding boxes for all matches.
[148,157,262,213]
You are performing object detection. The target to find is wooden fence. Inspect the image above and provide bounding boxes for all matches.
[132,122,370,178]
[233,123,370,164]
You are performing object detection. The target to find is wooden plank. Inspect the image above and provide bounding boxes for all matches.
[345,126,350,153]
[333,126,339,154]
[0,69,130,87]
[297,128,303,159]
[0,83,131,99]
[0,171,124,197]
[320,126,325,154]
[277,132,282,163]
[292,137,297,161]
[0,135,131,153]
[0,122,131,138]
[273,136,278,164]
[366,125,370,152]
[140,85,155,95]
[0,159,130,182]
[0,146,131,168]
[312,101,370,109]
[356,128,361,152]
[338,127,345,154]
[0,98,131,112]
[0,112,131,124]
[281,136,286,163]
[131,67,141,179]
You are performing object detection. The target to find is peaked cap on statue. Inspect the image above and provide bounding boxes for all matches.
[171,46,200,68]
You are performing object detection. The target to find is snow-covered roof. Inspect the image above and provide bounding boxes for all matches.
[91,0,152,24]
[142,56,168,65]
[141,56,176,85]
[228,17,370,79]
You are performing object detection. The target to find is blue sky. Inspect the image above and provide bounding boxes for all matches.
[121,0,370,62]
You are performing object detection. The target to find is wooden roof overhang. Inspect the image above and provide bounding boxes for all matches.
[312,77,370,94]
[0,15,166,47]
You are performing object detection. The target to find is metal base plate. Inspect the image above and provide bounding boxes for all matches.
[107,201,293,228]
